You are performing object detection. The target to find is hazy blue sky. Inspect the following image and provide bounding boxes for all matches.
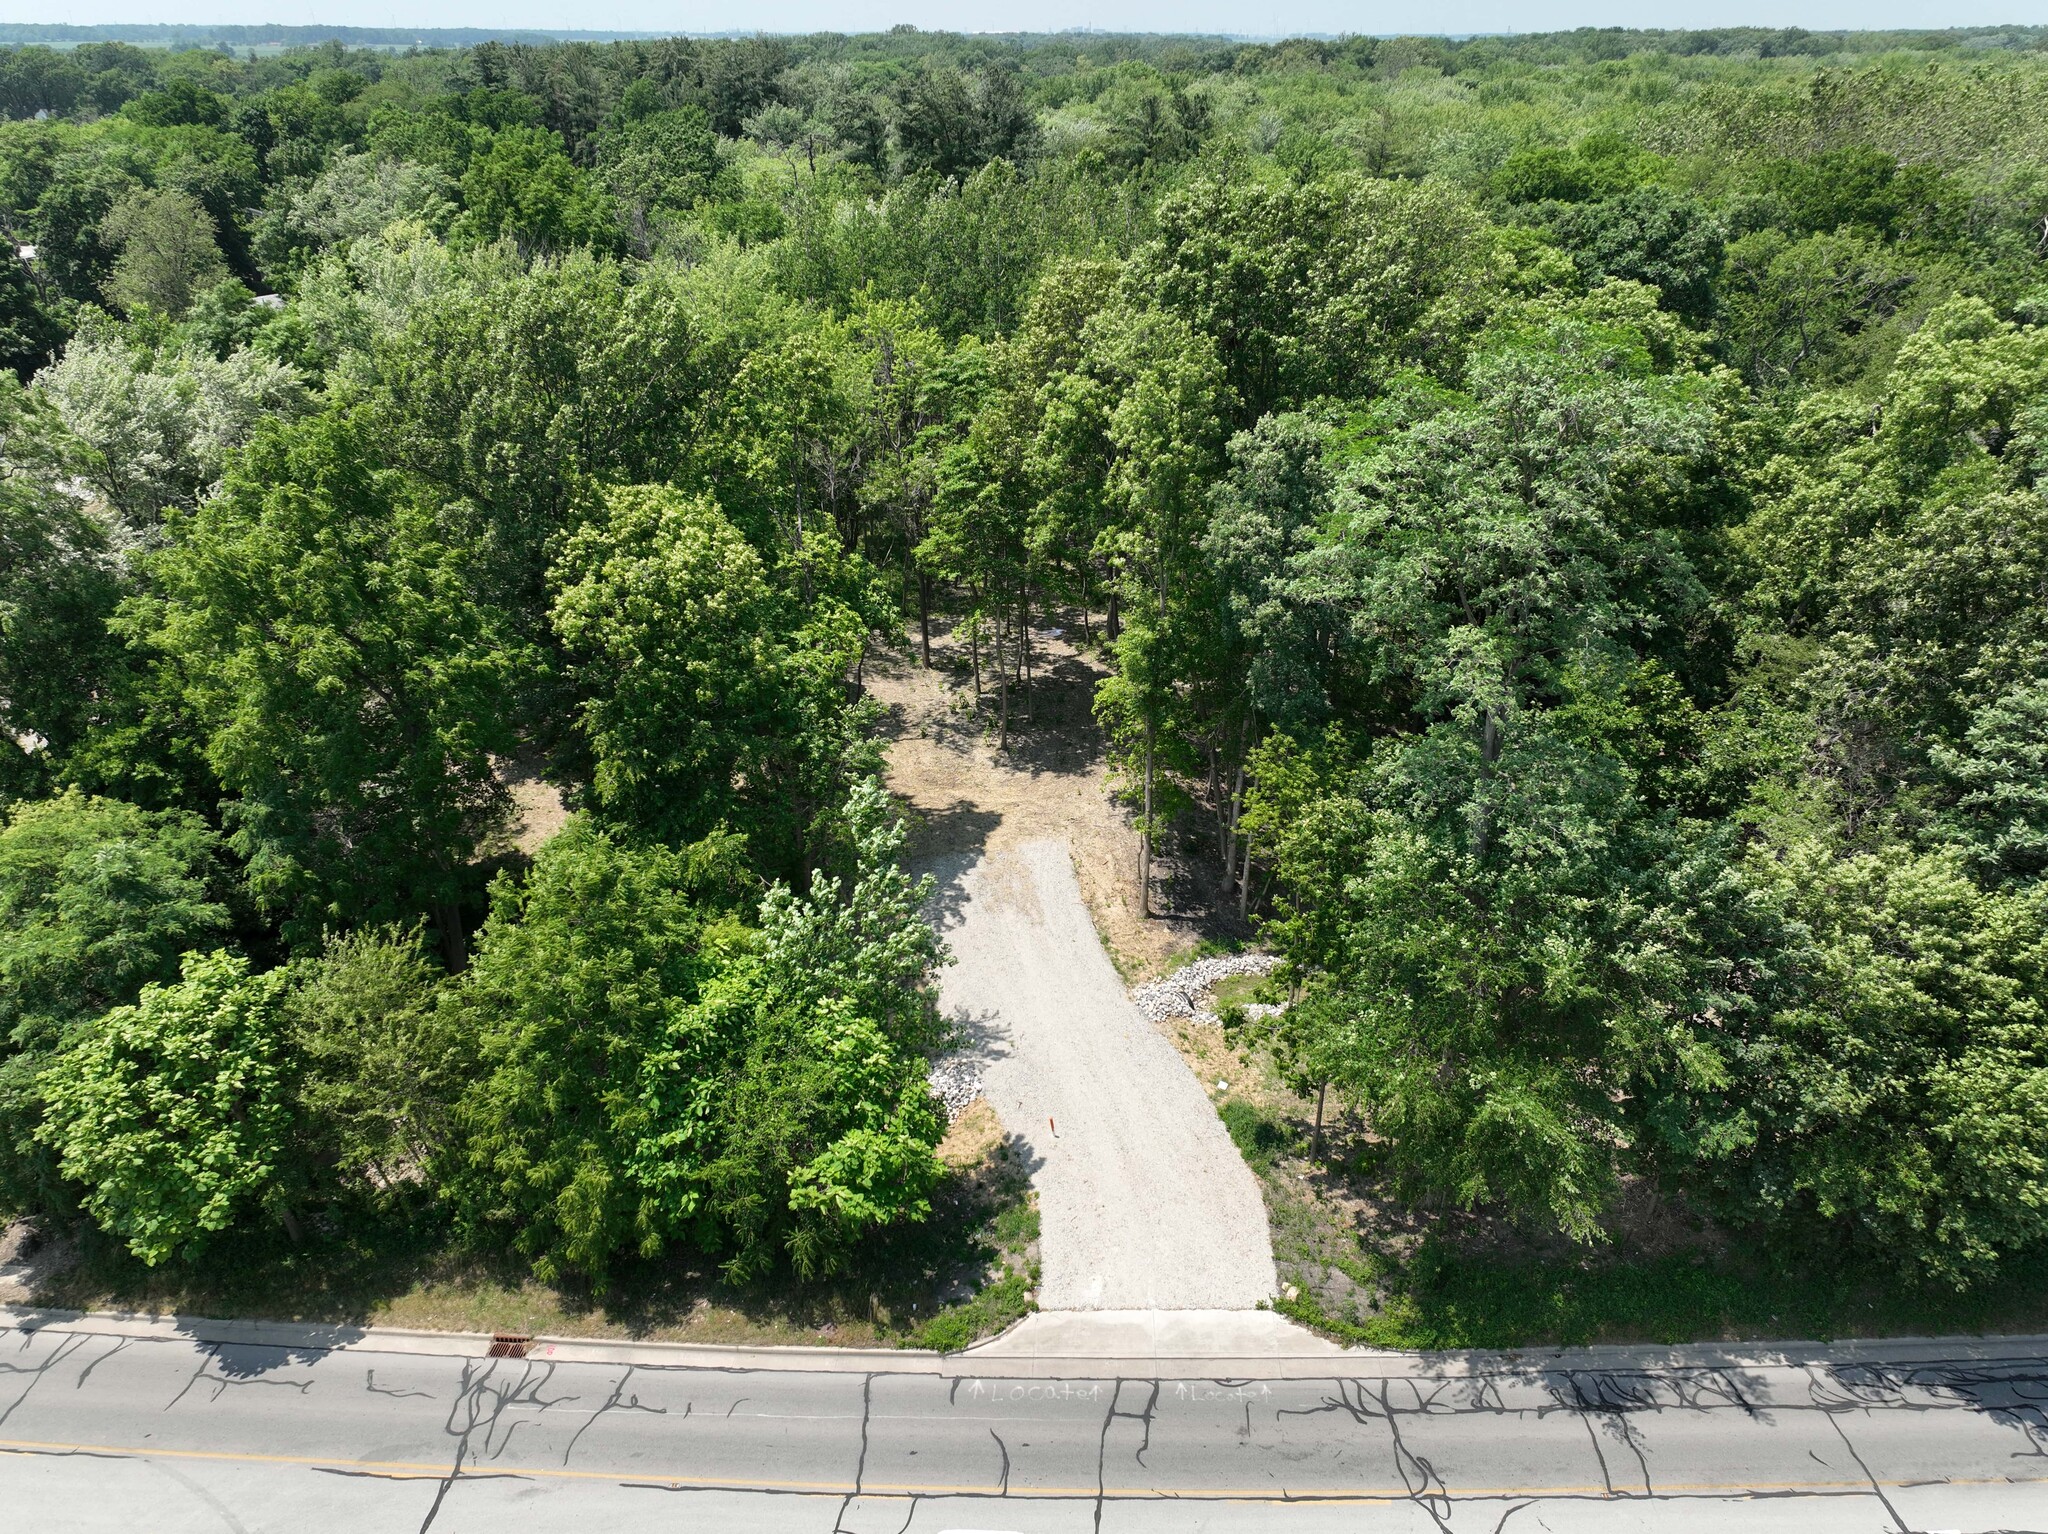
[15,2,2048,37]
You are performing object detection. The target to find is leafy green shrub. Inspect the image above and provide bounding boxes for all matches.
[1219,1099,1293,1170]
[38,949,297,1265]
[450,780,945,1287]
[1707,839,2048,1288]
[285,924,455,1190]
[446,817,750,1284]
[912,1309,976,1352]
[907,1267,1033,1353]
[0,790,232,1216]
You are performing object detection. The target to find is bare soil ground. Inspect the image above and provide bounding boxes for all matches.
[867,616,1210,982]
[0,1219,72,1304]
[478,753,572,862]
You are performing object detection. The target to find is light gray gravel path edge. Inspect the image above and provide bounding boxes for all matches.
[927,837,1279,1311]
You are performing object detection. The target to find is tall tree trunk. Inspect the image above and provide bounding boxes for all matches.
[1224,712,1252,885]
[1225,751,1247,882]
[997,612,1010,749]
[917,572,933,667]
[1105,590,1120,644]
[1139,717,1155,917]
[435,899,467,972]
[1020,587,1033,722]
[1238,821,1254,918]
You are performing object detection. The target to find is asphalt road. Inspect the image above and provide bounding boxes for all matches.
[3,1324,2046,1531]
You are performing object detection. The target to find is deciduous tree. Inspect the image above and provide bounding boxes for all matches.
[141,410,529,961]
[38,949,296,1265]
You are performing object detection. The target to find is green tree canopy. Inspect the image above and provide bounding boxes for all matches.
[551,482,877,877]
[140,409,530,959]
[33,314,310,525]
[452,125,614,256]
[284,924,454,1190]
[1709,839,2048,1285]
[99,186,228,318]
[704,777,947,1279]
[0,379,125,796]
[1245,318,1731,1237]
[0,789,230,1054]
[37,948,296,1265]
[447,820,738,1282]
[1546,187,1725,324]
[1128,173,1490,422]
[594,103,731,251]
[449,777,945,1286]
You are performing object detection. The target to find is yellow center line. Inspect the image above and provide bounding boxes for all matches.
[0,1436,2037,1501]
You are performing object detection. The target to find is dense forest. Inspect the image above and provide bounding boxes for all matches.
[4,24,2048,1306]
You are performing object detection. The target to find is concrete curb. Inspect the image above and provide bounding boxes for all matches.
[0,1305,942,1374]
[5,1303,2046,1378]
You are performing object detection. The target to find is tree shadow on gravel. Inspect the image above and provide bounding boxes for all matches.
[901,801,1002,870]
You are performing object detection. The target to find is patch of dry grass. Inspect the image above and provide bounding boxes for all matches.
[938,1098,1005,1169]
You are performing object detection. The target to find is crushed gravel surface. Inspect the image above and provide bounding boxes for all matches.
[1132,953,1283,1023]
[929,839,1278,1311]
[925,1055,985,1121]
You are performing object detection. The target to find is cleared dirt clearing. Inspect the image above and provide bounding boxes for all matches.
[868,625,1197,980]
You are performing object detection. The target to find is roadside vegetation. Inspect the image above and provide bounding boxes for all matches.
[4,23,2048,1332]
[1210,1016,2048,1349]
[28,1100,1038,1348]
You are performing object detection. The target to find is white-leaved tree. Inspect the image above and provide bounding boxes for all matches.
[33,316,309,526]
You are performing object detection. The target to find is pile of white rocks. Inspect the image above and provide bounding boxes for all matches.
[1131,952,1282,1024]
[926,1054,985,1121]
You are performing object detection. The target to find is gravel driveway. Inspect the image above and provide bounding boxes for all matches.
[928,839,1278,1310]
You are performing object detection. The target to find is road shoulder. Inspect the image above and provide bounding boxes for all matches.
[9,1302,2045,1382]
